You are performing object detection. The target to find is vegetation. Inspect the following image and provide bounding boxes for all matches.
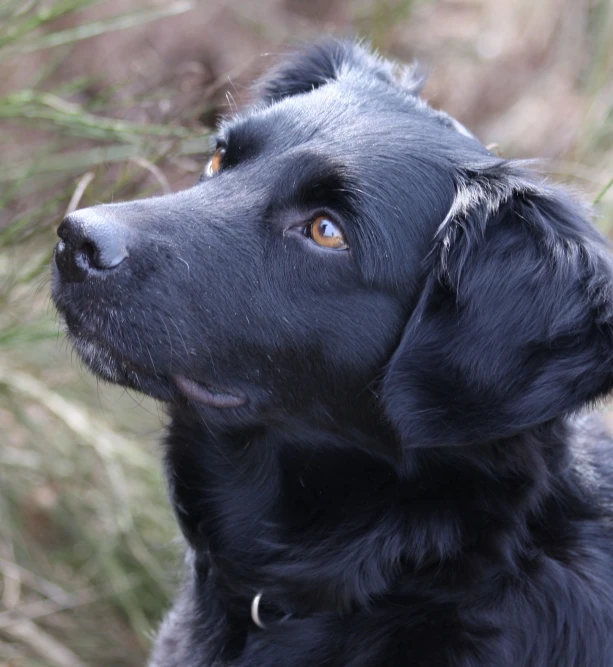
[0,0,611,664]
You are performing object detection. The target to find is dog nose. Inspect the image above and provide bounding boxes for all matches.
[55,207,129,281]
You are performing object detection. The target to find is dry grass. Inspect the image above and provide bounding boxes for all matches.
[0,0,612,664]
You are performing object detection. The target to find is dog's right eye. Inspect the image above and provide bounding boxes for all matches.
[205,147,226,177]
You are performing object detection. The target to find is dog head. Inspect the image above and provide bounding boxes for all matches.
[52,40,613,445]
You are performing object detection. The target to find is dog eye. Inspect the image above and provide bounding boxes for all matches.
[307,216,348,250]
[205,147,226,177]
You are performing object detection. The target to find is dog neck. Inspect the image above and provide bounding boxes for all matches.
[164,408,584,621]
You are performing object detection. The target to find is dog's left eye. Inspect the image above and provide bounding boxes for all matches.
[306,216,348,250]
[205,147,226,177]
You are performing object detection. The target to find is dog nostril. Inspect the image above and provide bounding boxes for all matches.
[80,241,98,266]
[74,240,100,272]
[55,208,129,281]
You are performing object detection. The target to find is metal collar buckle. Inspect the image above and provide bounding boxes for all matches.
[250,591,292,630]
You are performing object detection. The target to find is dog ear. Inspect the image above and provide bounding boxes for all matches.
[255,39,425,105]
[383,164,613,447]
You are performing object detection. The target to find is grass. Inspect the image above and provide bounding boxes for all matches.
[0,1,194,55]
[0,0,612,664]
[0,1,202,664]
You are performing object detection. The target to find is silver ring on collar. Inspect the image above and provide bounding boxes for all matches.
[251,591,267,630]
[251,590,292,629]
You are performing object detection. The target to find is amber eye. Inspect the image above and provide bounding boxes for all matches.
[206,147,226,176]
[308,216,348,250]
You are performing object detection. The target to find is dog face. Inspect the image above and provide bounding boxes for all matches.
[52,41,613,444]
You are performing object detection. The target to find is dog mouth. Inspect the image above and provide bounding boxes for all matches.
[66,328,246,409]
[172,374,247,409]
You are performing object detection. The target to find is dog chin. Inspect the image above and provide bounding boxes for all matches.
[67,330,248,410]
[67,332,175,401]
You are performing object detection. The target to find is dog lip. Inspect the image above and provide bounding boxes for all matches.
[60,326,246,409]
[173,374,247,409]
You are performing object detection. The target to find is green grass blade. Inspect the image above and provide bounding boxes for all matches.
[595,175,613,205]
[1,1,194,57]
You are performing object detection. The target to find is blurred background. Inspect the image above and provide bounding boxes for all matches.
[0,0,612,664]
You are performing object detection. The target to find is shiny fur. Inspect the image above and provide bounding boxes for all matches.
[52,41,613,666]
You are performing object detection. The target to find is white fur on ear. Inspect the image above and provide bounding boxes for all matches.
[435,164,547,264]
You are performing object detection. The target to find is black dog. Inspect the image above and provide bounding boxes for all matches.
[52,40,613,666]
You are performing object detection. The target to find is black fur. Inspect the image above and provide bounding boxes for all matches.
[52,40,613,666]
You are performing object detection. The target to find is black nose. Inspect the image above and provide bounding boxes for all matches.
[55,207,129,282]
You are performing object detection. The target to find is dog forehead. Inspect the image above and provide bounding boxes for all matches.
[226,79,444,153]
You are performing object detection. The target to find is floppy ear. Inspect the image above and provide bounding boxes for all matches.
[383,164,613,446]
[255,39,425,105]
